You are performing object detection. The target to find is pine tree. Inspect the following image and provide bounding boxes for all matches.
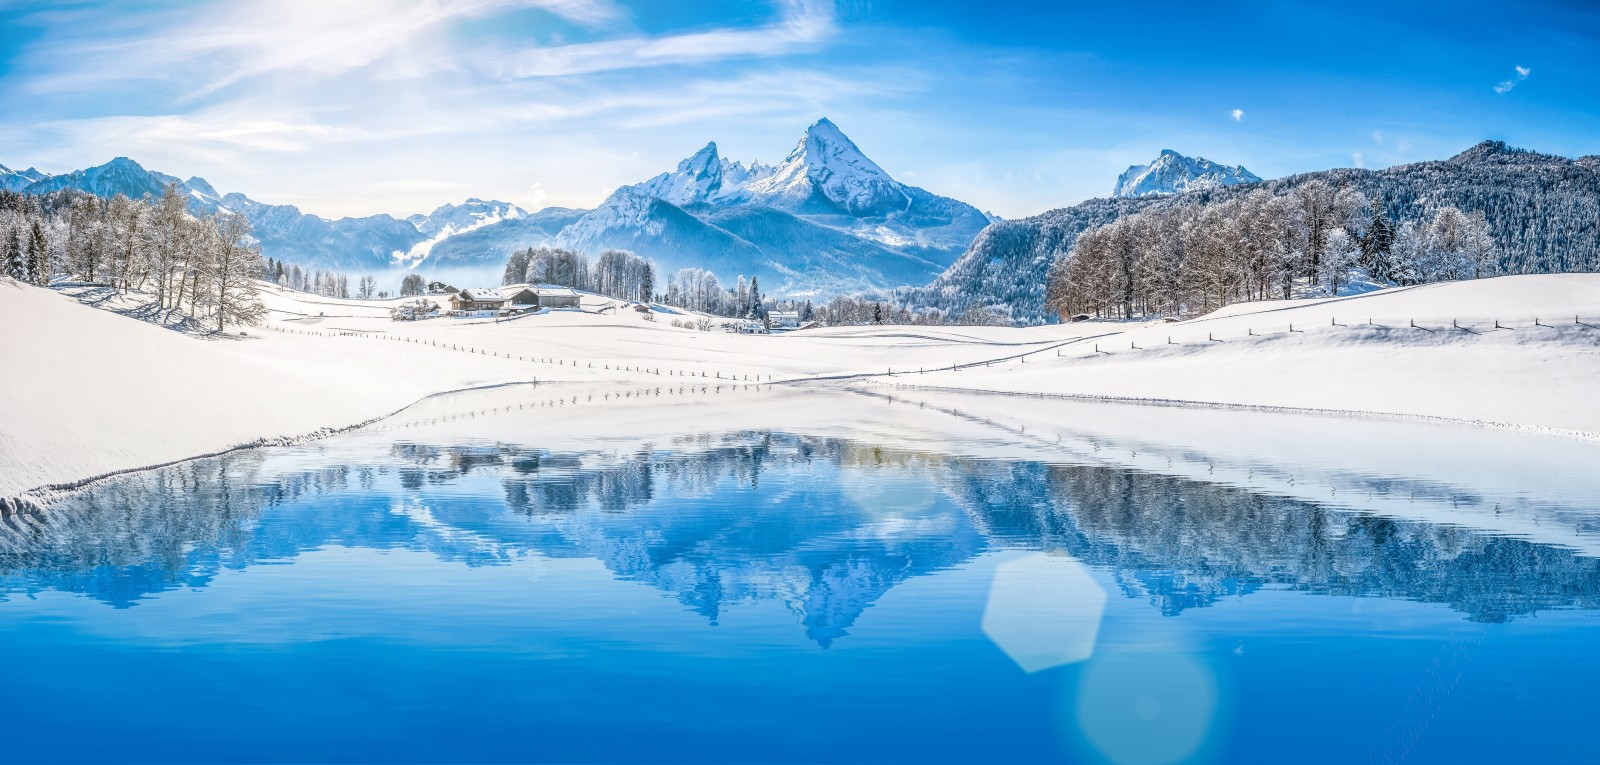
[746,276,761,318]
[2,227,22,279]
[28,220,48,286]
[1361,200,1396,282]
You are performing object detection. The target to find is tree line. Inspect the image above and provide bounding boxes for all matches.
[1,186,265,331]
[1045,181,1497,319]
[501,246,654,303]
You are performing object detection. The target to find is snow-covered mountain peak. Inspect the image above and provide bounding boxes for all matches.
[682,142,720,174]
[745,118,908,214]
[0,163,52,191]
[185,176,222,200]
[1113,151,1261,197]
[631,141,752,206]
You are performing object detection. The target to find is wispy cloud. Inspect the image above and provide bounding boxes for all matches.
[1494,65,1531,94]
[486,0,835,79]
[1230,108,1244,122]
[1351,152,1364,168]
[16,0,630,97]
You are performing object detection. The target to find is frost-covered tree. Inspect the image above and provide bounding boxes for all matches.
[502,249,530,285]
[1320,228,1360,295]
[200,212,267,331]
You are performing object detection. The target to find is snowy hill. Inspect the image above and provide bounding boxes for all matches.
[905,141,1600,324]
[1113,150,1261,197]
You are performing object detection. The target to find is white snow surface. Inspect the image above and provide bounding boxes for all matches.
[2,274,1599,500]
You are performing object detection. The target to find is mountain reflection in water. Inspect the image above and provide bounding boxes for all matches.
[5,430,1598,634]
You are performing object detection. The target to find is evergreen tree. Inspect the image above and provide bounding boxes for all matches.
[3,227,22,279]
[1361,200,1396,282]
[28,220,48,286]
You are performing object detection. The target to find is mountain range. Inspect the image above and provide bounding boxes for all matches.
[3,119,993,296]
[1112,150,1261,197]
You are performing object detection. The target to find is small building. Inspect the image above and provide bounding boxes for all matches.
[531,285,582,310]
[450,288,508,314]
[769,311,801,330]
[500,286,540,312]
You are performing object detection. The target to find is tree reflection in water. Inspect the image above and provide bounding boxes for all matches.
[3,431,1599,634]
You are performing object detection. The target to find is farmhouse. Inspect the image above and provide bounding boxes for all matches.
[449,288,508,315]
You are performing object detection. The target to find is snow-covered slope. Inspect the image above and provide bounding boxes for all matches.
[422,206,589,268]
[396,199,528,266]
[1113,150,1261,197]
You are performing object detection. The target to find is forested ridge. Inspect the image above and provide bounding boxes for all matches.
[901,141,1600,324]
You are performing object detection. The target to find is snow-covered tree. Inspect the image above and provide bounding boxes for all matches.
[200,212,267,331]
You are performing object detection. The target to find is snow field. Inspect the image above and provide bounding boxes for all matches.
[3,273,1598,500]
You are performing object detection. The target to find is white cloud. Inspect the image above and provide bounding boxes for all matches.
[1371,130,1384,144]
[1230,108,1244,122]
[1351,151,1364,168]
[1494,65,1531,94]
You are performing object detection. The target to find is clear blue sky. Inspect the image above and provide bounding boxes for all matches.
[2,0,1596,218]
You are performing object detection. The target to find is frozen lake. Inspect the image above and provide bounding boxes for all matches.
[2,384,1598,764]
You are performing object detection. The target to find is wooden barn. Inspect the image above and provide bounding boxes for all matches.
[532,286,582,309]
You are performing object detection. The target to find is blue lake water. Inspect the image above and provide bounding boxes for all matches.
[2,386,1598,764]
